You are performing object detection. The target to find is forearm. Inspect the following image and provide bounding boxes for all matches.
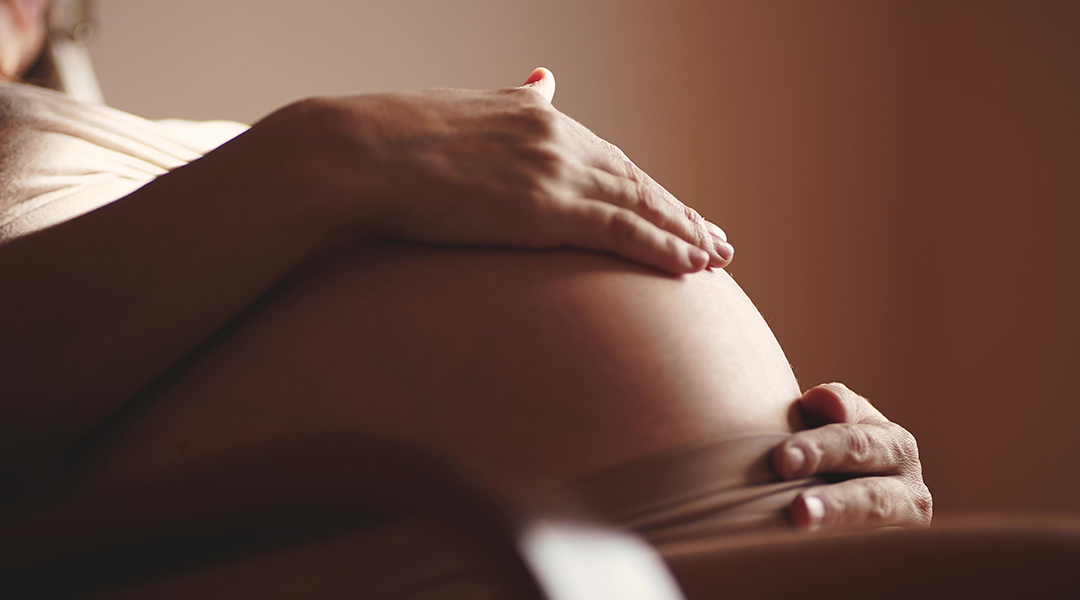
[0,100,353,466]
[0,77,733,467]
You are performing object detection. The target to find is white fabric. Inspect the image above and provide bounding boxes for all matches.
[0,82,248,241]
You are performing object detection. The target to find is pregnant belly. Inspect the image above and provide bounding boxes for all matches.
[80,245,803,487]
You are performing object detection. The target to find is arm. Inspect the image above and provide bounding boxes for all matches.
[0,69,732,467]
[0,101,345,467]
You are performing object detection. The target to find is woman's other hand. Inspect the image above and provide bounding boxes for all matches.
[277,67,732,274]
[773,383,933,531]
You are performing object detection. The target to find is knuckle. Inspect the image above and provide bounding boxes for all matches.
[797,436,825,472]
[681,205,711,245]
[614,176,640,202]
[604,142,637,179]
[605,140,630,163]
[664,233,683,256]
[606,209,641,243]
[620,179,669,225]
[818,490,847,526]
[631,179,659,213]
[913,484,934,525]
[882,422,921,470]
[864,480,895,523]
[508,103,559,138]
[524,178,559,209]
[682,205,704,224]
[896,425,920,459]
[515,143,564,177]
[842,424,875,468]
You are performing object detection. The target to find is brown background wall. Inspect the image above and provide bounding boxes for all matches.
[89,0,1080,516]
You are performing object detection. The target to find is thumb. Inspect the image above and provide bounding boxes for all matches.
[798,383,889,427]
[519,67,556,103]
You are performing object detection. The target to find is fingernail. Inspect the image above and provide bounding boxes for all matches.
[803,495,826,530]
[706,222,727,243]
[688,247,710,270]
[785,446,806,476]
[713,239,734,263]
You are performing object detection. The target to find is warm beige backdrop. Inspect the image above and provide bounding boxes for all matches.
[88,0,1080,516]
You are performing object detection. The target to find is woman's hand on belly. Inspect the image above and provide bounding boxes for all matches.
[0,67,727,467]
[282,67,731,273]
[774,383,933,530]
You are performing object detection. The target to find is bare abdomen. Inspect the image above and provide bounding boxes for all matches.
[80,245,802,487]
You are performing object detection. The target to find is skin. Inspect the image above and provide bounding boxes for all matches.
[0,72,730,460]
[0,2,928,530]
[73,247,802,487]
[0,0,47,80]
[779,384,932,529]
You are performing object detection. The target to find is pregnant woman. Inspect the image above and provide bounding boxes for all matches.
[0,0,930,595]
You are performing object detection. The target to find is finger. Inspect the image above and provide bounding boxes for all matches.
[577,166,731,268]
[797,382,889,427]
[773,421,914,479]
[519,67,556,103]
[791,477,933,531]
[707,222,728,243]
[554,198,710,274]
[558,119,735,265]
[606,151,734,266]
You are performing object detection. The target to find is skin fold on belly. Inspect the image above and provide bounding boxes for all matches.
[76,245,804,488]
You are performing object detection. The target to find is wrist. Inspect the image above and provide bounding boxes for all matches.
[267,97,395,246]
[243,96,388,250]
